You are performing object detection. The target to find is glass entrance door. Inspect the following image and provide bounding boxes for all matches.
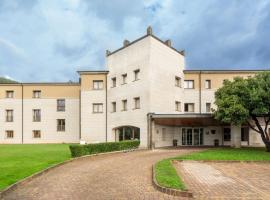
[182,128,204,146]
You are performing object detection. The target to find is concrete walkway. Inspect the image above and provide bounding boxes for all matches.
[175,161,270,200]
[2,148,203,200]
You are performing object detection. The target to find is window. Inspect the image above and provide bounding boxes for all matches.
[93,80,104,90]
[33,90,41,98]
[33,130,41,138]
[175,101,181,111]
[6,130,14,138]
[175,77,181,87]
[6,110,13,122]
[111,77,116,87]
[206,103,211,113]
[162,128,166,141]
[134,97,140,109]
[223,128,231,141]
[33,109,41,122]
[111,102,116,112]
[122,100,127,111]
[134,69,140,81]
[205,80,211,89]
[184,103,194,112]
[57,99,65,111]
[6,91,14,98]
[57,119,65,132]
[184,80,194,89]
[122,74,127,84]
[93,103,103,113]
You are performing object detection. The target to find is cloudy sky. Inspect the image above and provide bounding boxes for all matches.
[0,0,270,82]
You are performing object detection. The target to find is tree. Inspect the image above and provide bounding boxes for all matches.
[214,71,270,152]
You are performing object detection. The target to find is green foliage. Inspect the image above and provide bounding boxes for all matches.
[0,77,18,84]
[214,71,270,125]
[69,140,140,158]
[176,147,270,161]
[0,144,71,191]
[155,159,186,190]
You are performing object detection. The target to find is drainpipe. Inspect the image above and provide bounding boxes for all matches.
[21,84,24,144]
[79,89,81,140]
[105,74,108,142]
[199,71,202,114]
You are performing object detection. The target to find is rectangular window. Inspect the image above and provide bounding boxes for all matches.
[111,77,116,87]
[206,103,211,113]
[6,130,14,138]
[162,128,166,141]
[175,101,181,111]
[184,103,194,112]
[111,102,116,112]
[93,103,103,113]
[33,130,41,138]
[57,99,65,111]
[205,80,211,89]
[6,110,13,122]
[134,97,140,109]
[122,100,127,111]
[134,69,140,81]
[57,119,65,132]
[184,80,194,89]
[33,109,41,122]
[6,91,14,98]
[93,80,104,90]
[33,90,41,98]
[224,128,231,141]
[175,77,181,87]
[122,74,127,84]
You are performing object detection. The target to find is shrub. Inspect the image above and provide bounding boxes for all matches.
[69,140,140,158]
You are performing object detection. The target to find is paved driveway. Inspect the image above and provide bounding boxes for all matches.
[175,161,270,200]
[2,148,203,200]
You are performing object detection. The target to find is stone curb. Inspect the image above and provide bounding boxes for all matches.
[152,162,193,198]
[0,148,142,199]
[176,160,270,163]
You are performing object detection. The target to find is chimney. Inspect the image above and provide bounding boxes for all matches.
[106,50,111,56]
[123,40,130,47]
[147,26,153,35]
[179,50,185,56]
[165,40,171,47]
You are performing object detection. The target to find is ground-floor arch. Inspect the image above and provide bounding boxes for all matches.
[113,126,140,141]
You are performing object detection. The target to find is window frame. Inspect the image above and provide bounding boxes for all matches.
[93,80,104,90]
[184,80,194,89]
[33,90,41,98]
[57,119,66,132]
[134,97,140,109]
[122,74,127,85]
[33,130,41,138]
[122,99,127,111]
[33,109,41,122]
[6,109,13,122]
[5,130,14,139]
[205,80,211,89]
[6,90,14,98]
[111,77,116,88]
[175,101,181,111]
[57,99,65,112]
[175,76,181,87]
[206,102,211,113]
[223,128,231,141]
[184,103,195,112]
[93,103,103,113]
[111,102,116,113]
[134,69,140,81]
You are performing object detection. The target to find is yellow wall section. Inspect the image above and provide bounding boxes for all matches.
[184,72,256,90]
[0,85,22,99]
[80,74,107,91]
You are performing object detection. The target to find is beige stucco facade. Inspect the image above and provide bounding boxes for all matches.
[0,27,268,148]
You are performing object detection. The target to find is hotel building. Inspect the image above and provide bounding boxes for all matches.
[0,27,268,148]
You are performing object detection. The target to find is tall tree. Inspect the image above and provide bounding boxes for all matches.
[214,72,270,152]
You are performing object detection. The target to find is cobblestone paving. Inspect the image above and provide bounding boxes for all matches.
[2,148,203,200]
[175,161,270,200]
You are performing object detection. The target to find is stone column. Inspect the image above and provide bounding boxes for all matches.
[231,125,241,148]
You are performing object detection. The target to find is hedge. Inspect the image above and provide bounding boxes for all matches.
[69,140,140,158]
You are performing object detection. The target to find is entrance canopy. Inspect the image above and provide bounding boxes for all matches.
[151,113,225,126]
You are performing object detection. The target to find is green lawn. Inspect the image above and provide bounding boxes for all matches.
[0,144,71,191]
[155,159,186,190]
[176,147,270,161]
[155,147,270,191]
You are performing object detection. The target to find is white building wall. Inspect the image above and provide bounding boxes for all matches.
[0,99,22,144]
[23,99,79,143]
[81,90,107,143]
